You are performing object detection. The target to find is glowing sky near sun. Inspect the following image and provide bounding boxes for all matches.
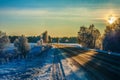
[0,0,120,37]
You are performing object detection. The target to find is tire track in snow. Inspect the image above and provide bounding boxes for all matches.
[51,49,66,80]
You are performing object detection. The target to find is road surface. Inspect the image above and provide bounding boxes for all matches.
[55,44,120,80]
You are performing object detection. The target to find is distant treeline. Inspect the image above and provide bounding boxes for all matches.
[9,36,40,43]
[52,37,77,43]
[9,36,77,43]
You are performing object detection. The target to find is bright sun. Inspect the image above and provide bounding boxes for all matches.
[108,15,116,24]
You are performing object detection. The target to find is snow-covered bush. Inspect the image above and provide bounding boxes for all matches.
[0,31,10,51]
[37,39,43,46]
[0,31,10,63]
[14,35,30,58]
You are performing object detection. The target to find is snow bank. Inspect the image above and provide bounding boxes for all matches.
[53,43,82,47]
[53,43,120,57]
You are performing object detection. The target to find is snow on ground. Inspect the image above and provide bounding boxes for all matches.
[0,43,119,80]
[3,44,14,51]
[0,47,54,80]
[55,43,120,56]
[53,43,82,47]
[58,49,89,80]
[0,44,90,80]
[4,43,36,51]
[95,49,120,56]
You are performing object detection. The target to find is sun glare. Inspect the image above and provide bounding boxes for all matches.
[108,15,116,24]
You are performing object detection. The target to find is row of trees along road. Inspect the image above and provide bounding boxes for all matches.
[78,24,102,49]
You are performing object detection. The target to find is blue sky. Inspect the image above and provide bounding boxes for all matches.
[0,0,120,9]
[0,0,120,37]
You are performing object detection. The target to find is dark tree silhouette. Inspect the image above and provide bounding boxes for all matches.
[42,31,48,43]
[103,18,120,53]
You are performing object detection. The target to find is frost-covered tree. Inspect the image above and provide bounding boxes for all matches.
[37,39,43,46]
[0,31,10,51]
[14,35,30,58]
[103,18,120,53]
[78,24,101,49]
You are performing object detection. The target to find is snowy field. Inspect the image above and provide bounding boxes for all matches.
[0,43,52,80]
[0,47,53,80]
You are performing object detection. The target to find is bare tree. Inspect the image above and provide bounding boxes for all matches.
[14,35,30,58]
